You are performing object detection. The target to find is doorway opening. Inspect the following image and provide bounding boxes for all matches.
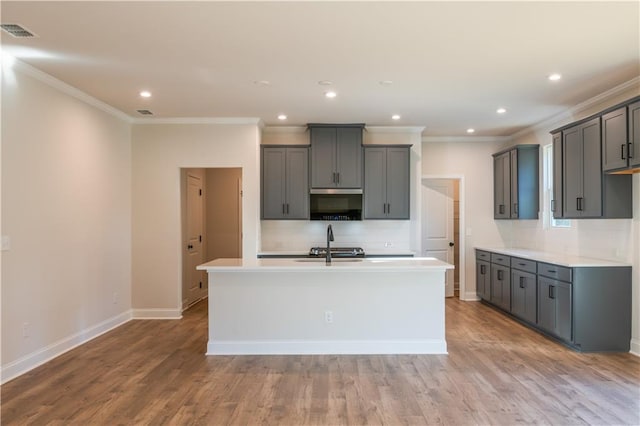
[181,167,243,310]
[421,177,465,299]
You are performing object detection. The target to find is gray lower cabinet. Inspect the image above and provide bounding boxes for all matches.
[476,260,491,301]
[511,269,537,324]
[261,146,309,219]
[363,146,410,219]
[537,276,572,343]
[309,125,363,189]
[490,263,511,312]
[476,248,632,352]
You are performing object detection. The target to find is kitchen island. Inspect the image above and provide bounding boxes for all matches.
[197,257,453,355]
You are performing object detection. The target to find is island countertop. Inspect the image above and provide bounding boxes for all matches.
[198,257,454,272]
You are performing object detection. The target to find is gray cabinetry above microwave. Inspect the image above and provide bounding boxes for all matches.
[363,145,410,219]
[308,124,364,189]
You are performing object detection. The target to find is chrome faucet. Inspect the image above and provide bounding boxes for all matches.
[326,224,334,264]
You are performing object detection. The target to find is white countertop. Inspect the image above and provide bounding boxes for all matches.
[257,250,417,257]
[475,247,631,267]
[198,257,453,272]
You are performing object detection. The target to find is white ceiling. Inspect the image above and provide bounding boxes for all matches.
[1,1,638,136]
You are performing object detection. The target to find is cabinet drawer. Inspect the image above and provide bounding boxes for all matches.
[537,262,572,282]
[511,257,537,274]
[476,250,491,261]
[491,253,511,267]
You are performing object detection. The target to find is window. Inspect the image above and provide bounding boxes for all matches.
[543,143,571,229]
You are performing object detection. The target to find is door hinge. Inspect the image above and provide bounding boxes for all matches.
[199,189,202,196]
[199,281,202,289]
[240,190,243,197]
[199,235,202,242]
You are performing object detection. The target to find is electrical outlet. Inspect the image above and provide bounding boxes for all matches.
[1,236,10,251]
[324,310,333,324]
[112,292,118,304]
[384,242,393,248]
[22,322,29,338]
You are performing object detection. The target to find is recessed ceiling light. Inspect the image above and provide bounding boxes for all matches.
[277,114,287,120]
[318,80,333,86]
[140,90,151,98]
[548,73,562,81]
[380,80,394,86]
[467,128,475,134]
[496,107,507,114]
[392,114,401,120]
[325,91,337,99]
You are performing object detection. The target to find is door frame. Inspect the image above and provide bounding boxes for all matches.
[421,174,466,301]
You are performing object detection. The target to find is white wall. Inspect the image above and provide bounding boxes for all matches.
[131,122,260,316]
[260,127,424,254]
[1,61,132,381]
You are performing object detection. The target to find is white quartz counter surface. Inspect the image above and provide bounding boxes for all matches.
[475,247,631,268]
[198,257,453,272]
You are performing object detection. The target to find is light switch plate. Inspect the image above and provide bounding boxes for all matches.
[1,236,9,251]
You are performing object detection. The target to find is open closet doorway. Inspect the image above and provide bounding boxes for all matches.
[181,167,243,310]
[421,178,463,299]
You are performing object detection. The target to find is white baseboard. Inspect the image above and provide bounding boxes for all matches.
[630,338,640,357]
[1,310,132,384]
[131,309,182,319]
[207,339,448,355]
[462,291,481,301]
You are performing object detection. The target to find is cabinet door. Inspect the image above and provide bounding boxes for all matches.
[262,148,287,219]
[581,118,602,217]
[602,107,628,171]
[493,152,510,219]
[385,147,410,219]
[552,133,563,218]
[363,148,387,219]
[629,101,640,168]
[335,127,362,188]
[510,150,519,218]
[538,276,572,342]
[285,147,309,219]
[491,264,510,311]
[511,270,536,324]
[477,260,490,300]
[563,124,583,217]
[310,127,336,188]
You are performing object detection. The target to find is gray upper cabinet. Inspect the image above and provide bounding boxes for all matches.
[493,145,539,220]
[309,124,363,189]
[563,118,602,218]
[629,100,640,168]
[364,146,410,219]
[261,146,309,220]
[602,107,628,171]
[552,96,634,219]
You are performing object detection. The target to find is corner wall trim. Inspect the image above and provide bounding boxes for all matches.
[206,339,448,355]
[630,339,640,357]
[0,310,132,385]
[131,309,183,319]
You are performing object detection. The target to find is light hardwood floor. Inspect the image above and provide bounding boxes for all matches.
[2,298,639,425]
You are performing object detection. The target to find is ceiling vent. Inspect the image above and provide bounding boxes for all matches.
[1,24,37,38]
[136,109,153,115]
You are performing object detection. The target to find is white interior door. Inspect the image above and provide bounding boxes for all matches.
[186,173,205,305]
[422,179,455,297]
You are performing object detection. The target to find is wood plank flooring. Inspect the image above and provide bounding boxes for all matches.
[2,298,639,425]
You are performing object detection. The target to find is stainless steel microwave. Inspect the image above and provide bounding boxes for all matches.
[309,189,363,221]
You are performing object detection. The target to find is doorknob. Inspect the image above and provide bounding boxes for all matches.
[449,242,455,247]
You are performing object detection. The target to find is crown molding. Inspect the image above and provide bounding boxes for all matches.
[131,117,262,125]
[10,58,133,123]
[510,76,640,140]
[262,126,308,134]
[422,135,512,144]
[365,126,425,134]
